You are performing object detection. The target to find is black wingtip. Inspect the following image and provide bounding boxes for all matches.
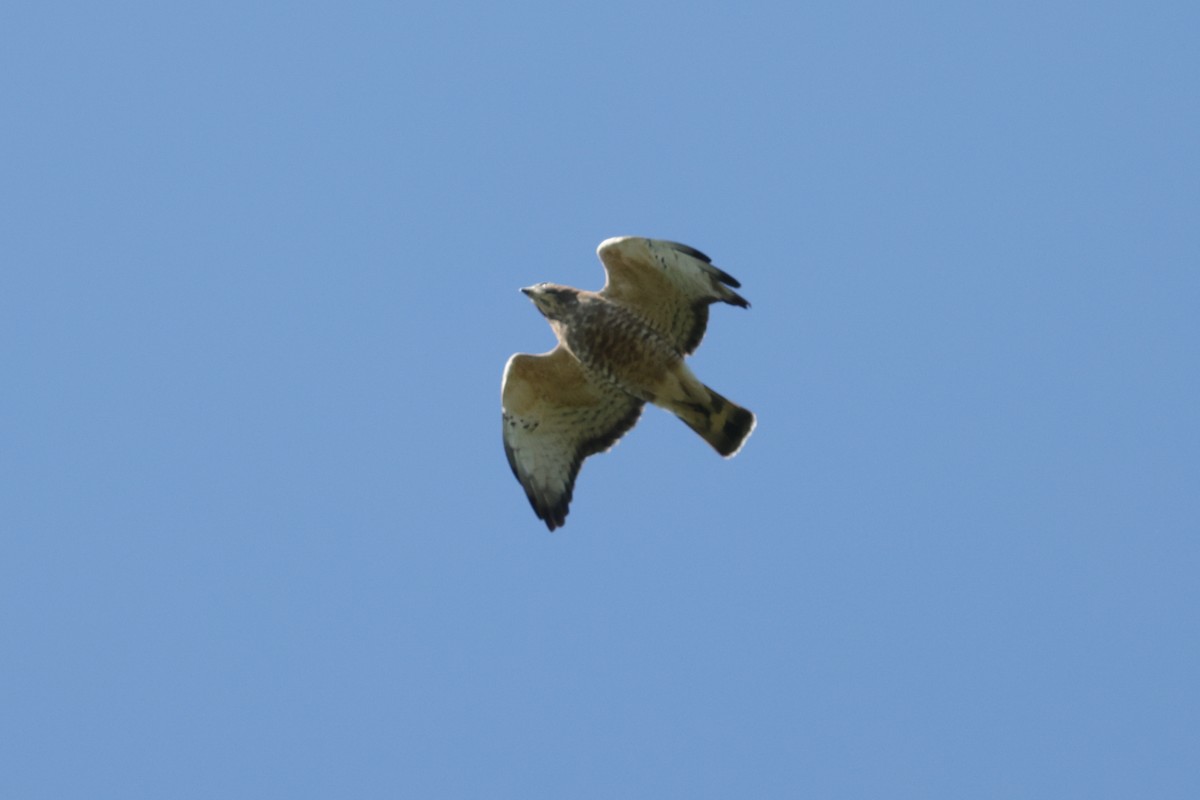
[665,240,745,294]
[727,292,750,309]
[532,489,569,532]
[713,266,741,289]
[664,241,713,264]
[540,505,567,531]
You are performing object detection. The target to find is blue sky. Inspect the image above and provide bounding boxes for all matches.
[3,1,1197,797]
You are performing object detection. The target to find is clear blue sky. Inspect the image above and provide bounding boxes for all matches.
[3,1,1197,797]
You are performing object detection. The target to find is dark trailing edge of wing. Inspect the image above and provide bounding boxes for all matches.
[681,306,711,355]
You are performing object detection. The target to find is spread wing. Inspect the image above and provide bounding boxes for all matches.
[501,345,644,531]
[596,236,749,355]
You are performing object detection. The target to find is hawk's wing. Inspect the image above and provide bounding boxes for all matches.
[502,345,644,531]
[596,236,748,355]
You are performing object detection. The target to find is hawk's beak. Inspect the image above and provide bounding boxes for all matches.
[520,287,534,297]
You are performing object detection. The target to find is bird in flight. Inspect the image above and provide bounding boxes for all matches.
[501,236,755,531]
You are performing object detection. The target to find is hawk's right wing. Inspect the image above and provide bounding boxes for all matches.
[597,236,749,355]
[501,345,644,531]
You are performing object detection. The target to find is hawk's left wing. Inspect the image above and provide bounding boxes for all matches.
[597,236,748,355]
[502,345,644,531]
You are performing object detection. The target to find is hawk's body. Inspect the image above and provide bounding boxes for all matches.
[502,237,755,530]
[557,293,681,401]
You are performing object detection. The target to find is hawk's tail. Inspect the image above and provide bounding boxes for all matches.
[673,386,756,458]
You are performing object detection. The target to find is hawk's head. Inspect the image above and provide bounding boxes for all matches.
[521,283,580,321]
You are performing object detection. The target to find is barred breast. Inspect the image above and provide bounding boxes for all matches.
[564,296,681,402]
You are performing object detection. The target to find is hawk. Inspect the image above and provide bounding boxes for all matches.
[501,236,756,531]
